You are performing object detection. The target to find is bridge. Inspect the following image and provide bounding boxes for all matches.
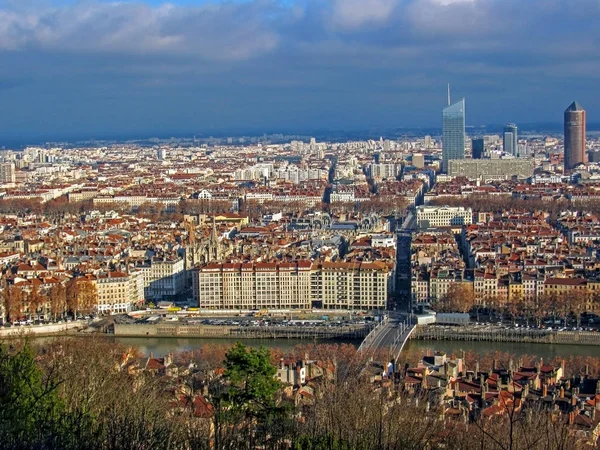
[358,316,416,364]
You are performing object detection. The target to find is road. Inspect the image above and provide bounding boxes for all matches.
[359,317,415,362]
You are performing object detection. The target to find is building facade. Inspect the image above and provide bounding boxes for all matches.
[416,206,473,228]
[194,261,312,310]
[447,158,535,181]
[140,257,186,301]
[442,99,466,173]
[193,260,389,311]
[96,271,145,314]
[564,101,587,170]
[471,139,484,159]
[0,163,16,184]
[503,123,518,156]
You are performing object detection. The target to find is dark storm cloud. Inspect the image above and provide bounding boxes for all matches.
[0,0,599,136]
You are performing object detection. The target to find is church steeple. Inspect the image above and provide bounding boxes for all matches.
[208,218,220,262]
[210,218,218,246]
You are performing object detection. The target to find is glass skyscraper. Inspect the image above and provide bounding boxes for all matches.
[503,123,518,155]
[471,138,484,159]
[442,98,465,173]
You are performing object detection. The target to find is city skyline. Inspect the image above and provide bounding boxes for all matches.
[0,0,600,136]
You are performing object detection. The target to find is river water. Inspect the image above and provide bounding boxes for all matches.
[108,336,360,356]
[404,339,600,361]
[22,334,600,360]
[104,336,600,360]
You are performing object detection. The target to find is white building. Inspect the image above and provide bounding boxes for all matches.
[416,206,473,228]
[96,270,145,313]
[371,234,396,248]
[140,257,186,301]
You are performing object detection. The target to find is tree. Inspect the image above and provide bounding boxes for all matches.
[48,284,67,321]
[3,285,24,323]
[0,343,95,449]
[27,285,44,320]
[504,300,520,325]
[77,280,98,316]
[66,278,98,318]
[211,342,285,449]
[436,282,475,313]
[222,342,280,414]
[533,294,552,327]
[569,290,589,327]
[554,292,571,326]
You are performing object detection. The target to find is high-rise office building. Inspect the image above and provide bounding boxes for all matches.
[471,138,484,159]
[0,163,16,184]
[424,135,432,149]
[564,101,587,170]
[442,99,465,172]
[412,153,425,169]
[503,123,518,155]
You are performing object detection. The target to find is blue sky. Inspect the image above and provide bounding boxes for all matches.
[0,0,599,137]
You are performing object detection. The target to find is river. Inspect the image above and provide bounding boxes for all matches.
[108,336,360,355]
[404,339,600,361]
[107,336,600,360]
[22,335,600,361]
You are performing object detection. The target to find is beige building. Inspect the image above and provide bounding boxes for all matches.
[416,205,473,228]
[194,261,312,310]
[0,162,16,184]
[96,270,144,313]
[312,261,389,310]
[447,158,534,181]
[194,260,390,311]
[412,153,425,169]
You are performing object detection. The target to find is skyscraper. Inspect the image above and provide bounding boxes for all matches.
[503,123,518,156]
[442,98,465,172]
[471,138,484,159]
[564,101,587,170]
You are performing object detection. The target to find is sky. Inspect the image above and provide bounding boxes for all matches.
[0,0,599,138]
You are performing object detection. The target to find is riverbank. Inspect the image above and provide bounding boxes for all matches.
[0,320,87,338]
[113,323,372,339]
[412,324,600,346]
[404,339,600,361]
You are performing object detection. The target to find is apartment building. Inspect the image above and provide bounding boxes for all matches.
[0,162,16,184]
[194,260,389,311]
[96,270,144,313]
[311,261,389,310]
[416,206,473,229]
[447,158,535,181]
[367,163,401,180]
[194,261,312,310]
[139,257,186,301]
[93,195,180,211]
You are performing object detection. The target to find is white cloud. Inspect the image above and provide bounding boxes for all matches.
[331,0,398,29]
[0,1,280,61]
